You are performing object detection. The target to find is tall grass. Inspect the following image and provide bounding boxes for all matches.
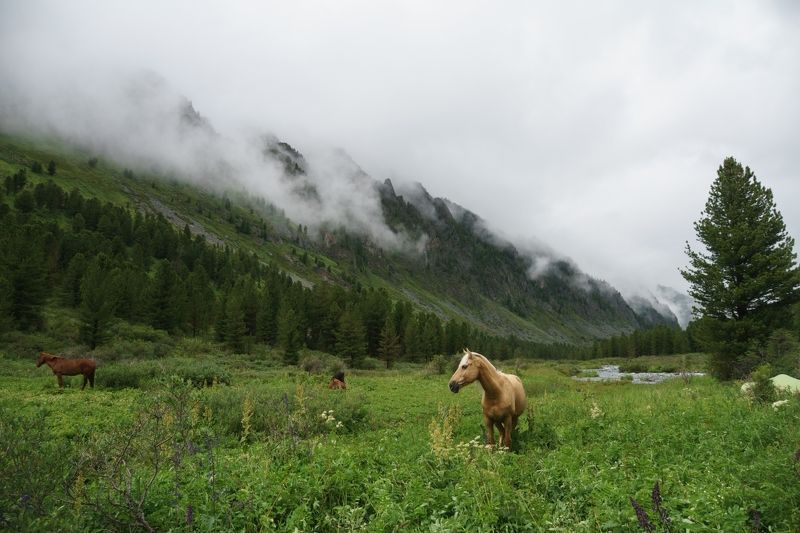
[0,359,798,531]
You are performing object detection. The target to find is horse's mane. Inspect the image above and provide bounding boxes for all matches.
[464,350,498,373]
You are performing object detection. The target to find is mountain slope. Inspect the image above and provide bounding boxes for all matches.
[0,129,674,345]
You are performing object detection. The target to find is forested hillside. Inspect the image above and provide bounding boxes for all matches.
[0,134,678,362]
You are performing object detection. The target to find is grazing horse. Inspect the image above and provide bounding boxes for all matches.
[448,350,526,448]
[36,352,96,390]
[328,370,347,390]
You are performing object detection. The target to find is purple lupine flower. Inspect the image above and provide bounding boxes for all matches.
[630,497,655,533]
[651,481,671,531]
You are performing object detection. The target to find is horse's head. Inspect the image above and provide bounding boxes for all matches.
[36,352,51,367]
[449,350,481,393]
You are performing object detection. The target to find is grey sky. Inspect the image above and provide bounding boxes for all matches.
[2,1,799,297]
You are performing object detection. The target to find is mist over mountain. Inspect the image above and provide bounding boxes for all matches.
[625,294,680,329]
[655,285,694,328]
[0,71,683,341]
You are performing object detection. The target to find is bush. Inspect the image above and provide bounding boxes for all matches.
[618,361,649,373]
[357,357,381,370]
[90,338,172,361]
[0,413,76,529]
[750,363,777,404]
[298,351,346,376]
[425,354,454,375]
[108,322,174,345]
[300,354,324,374]
[0,331,65,360]
[97,361,158,389]
[97,358,230,389]
[170,336,221,359]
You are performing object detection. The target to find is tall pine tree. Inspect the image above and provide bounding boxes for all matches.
[681,157,800,378]
[78,260,116,349]
[378,316,401,369]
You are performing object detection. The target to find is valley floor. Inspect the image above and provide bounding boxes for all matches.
[1,355,798,531]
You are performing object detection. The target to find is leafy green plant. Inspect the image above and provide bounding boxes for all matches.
[750,363,777,404]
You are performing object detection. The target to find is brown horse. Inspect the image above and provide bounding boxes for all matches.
[448,350,526,448]
[328,378,346,390]
[328,370,346,390]
[36,352,96,390]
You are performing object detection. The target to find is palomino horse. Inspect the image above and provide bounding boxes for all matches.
[36,352,96,390]
[448,350,526,448]
[328,370,347,390]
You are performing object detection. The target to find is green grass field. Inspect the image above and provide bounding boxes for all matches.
[1,352,798,532]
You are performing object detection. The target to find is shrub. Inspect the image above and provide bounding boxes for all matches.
[358,357,381,370]
[0,331,65,360]
[425,354,454,375]
[67,378,217,532]
[91,338,172,361]
[170,336,220,359]
[300,354,324,374]
[618,361,649,373]
[750,363,777,404]
[97,361,158,389]
[108,322,173,345]
[0,413,76,529]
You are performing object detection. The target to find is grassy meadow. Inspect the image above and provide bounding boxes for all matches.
[1,350,799,532]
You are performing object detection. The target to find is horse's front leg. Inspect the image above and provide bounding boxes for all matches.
[483,414,495,446]
[81,374,87,390]
[501,415,513,448]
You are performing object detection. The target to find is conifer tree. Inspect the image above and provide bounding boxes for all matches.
[185,266,215,336]
[148,260,185,332]
[223,294,248,353]
[336,308,367,367]
[277,302,302,364]
[403,315,423,362]
[682,157,800,378]
[78,261,116,349]
[378,316,401,368]
[0,226,48,330]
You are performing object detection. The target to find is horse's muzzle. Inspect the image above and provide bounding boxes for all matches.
[449,381,460,393]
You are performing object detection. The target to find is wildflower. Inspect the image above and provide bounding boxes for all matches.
[590,402,603,419]
[651,481,670,529]
[629,498,655,533]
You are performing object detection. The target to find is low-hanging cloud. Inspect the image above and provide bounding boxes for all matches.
[0,64,426,254]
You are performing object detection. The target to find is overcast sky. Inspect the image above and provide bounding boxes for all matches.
[2,1,799,297]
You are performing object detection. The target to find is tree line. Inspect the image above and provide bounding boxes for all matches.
[590,325,697,358]
[0,172,590,366]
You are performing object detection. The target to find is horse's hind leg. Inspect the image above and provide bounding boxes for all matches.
[88,370,95,388]
[495,421,506,448]
[81,374,87,390]
[57,374,64,388]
